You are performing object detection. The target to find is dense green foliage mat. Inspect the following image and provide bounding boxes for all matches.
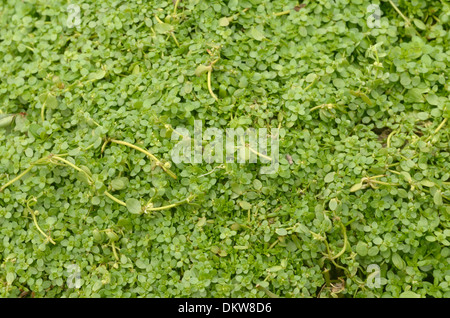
[0,0,449,298]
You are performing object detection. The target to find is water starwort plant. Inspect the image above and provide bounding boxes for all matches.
[0,0,449,298]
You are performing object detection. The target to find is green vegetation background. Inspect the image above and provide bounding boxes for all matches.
[0,0,449,298]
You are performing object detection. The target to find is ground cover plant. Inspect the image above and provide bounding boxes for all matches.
[0,0,449,298]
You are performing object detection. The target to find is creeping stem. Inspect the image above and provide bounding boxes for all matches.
[40,98,47,122]
[245,146,272,161]
[104,191,127,206]
[255,284,279,298]
[0,166,34,192]
[50,155,129,205]
[310,104,335,112]
[325,223,348,261]
[110,139,159,162]
[386,130,396,148]
[50,156,85,175]
[388,0,412,26]
[145,195,194,212]
[425,117,448,142]
[0,157,49,192]
[108,139,177,179]
[173,0,181,16]
[273,10,290,16]
[434,117,448,134]
[155,14,180,47]
[207,58,220,102]
[111,241,119,261]
[29,209,56,245]
[26,198,56,245]
[207,69,218,101]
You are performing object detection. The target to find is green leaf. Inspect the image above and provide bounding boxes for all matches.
[239,201,252,210]
[68,148,80,156]
[46,216,57,226]
[324,172,335,183]
[0,114,15,128]
[93,229,103,242]
[373,237,383,245]
[392,253,405,270]
[359,92,373,106]
[219,17,230,27]
[256,284,279,298]
[329,198,338,211]
[267,266,283,272]
[39,92,56,109]
[195,64,212,77]
[230,223,241,231]
[400,171,412,182]
[80,165,92,177]
[253,179,262,190]
[333,78,345,89]
[126,198,142,214]
[228,0,238,9]
[106,230,119,242]
[249,27,265,41]
[416,112,428,120]
[77,170,91,185]
[425,94,439,105]
[13,114,28,132]
[196,217,206,227]
[433,191,443,206]
[367,246,379,256]
[46,94,58,109]
[25,148,33,158]
[91,196,101,205]
[154,22,173,34]
[135,259,147,269]
[420,180,434,187]
[117,218,132,229]
[88,69,106,81]
[6,272,15,285]
[111,177,128,191]
[305,73,317,83]
[275,228,287,236]
[405,88,425,103]
[218,249,228,257]
[413,19,426,30]
[0,0,448,299]
[355,242,368,256]
[28,123,43,138]
[350,182,363,192]
[92,280,103,292]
